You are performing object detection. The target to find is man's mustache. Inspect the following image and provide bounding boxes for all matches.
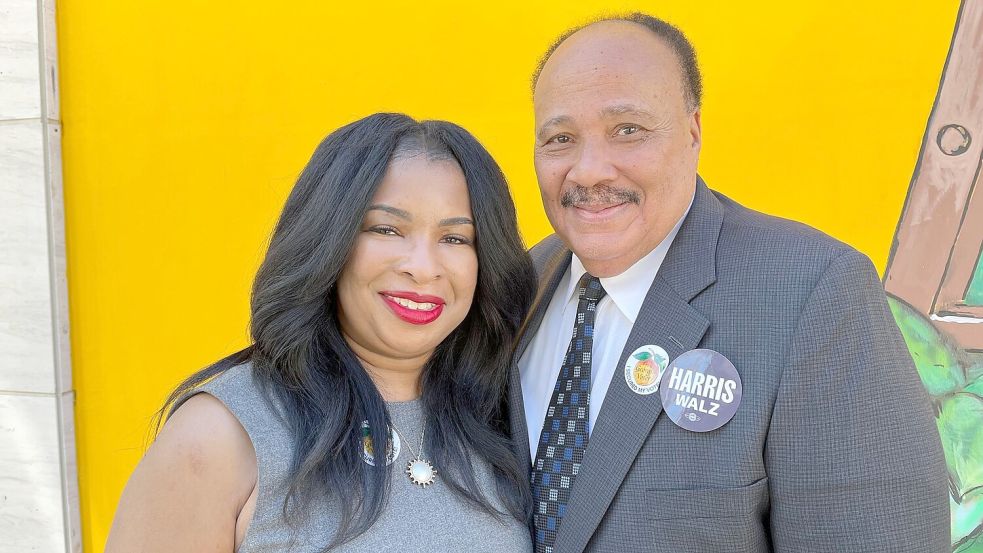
[560,185,641,208]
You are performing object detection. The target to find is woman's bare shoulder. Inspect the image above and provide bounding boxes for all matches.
[105,393,257,553]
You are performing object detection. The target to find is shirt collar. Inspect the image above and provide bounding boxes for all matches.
[565,191,694,323]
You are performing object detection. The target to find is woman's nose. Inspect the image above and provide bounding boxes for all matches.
[397,237,442,283]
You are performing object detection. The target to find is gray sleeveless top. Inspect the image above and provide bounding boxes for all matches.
[183,363,532,553]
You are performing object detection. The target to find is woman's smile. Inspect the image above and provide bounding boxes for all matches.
[380,290,446,325]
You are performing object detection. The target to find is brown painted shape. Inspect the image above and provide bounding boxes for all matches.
[937,188,983,318]
[885,0,983,350]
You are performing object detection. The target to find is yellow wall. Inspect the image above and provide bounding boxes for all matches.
[57,1,960,550]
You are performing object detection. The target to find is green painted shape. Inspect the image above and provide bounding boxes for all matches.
[888,296,965,396]
[954,490,983,546]
[966,376,983,398]
[939,392,983,500]
[966,250,983,305]
[634,351,652,361]
[970,356,983,383]
[956,531,983,553]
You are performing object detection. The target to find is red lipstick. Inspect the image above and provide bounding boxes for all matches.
[380,291,445,325]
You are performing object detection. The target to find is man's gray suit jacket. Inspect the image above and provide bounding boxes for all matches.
[510,178,949,552]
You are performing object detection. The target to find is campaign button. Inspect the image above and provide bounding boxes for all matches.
[659,349,742,432]
[624,345,670,395]
[361,421,400,466]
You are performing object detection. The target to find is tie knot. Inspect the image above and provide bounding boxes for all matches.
[578,273,606,302]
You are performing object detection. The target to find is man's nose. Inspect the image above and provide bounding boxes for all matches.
[397,236,442,284]
[566,139,619,188]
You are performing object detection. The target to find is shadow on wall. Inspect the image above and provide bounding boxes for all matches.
[884,1,983,551]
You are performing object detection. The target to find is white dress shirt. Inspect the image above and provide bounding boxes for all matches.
[519,198,693,460]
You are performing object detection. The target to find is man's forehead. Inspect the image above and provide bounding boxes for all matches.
[539,22,674,80]
[533,58,680,128]
[534,23,682,107]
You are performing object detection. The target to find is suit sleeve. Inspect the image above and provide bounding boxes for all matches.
[764,250,950,552]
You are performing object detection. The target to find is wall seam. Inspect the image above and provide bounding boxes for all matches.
[0,389,58,397]
[0,117,48,125]
[36,0,79,549]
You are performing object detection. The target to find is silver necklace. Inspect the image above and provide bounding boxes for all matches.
[390,421,437,487]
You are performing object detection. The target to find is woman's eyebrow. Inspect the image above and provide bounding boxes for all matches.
[369,205,471,227]
[440,217,474,227]
[368,204,411,219]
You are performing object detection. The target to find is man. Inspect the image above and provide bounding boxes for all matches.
[512,13,949,553]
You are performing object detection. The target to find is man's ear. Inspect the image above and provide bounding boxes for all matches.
[689,109,702,151]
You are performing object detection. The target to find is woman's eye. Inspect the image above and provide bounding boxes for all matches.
[369,225,399,236]
[442,235,473,246]
[617,125,640,136]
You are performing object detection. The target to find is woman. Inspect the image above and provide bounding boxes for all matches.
[106,113,536,552]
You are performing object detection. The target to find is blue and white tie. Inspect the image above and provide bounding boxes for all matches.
[531,273,606,553]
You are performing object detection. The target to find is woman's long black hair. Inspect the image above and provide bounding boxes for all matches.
[158,113,536,547]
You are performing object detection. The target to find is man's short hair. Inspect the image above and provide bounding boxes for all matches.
[531,12,703,113]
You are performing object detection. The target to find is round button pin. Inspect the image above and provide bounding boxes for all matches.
[659,349,742,432]
[361,421,401,466]
[624,345,670,395]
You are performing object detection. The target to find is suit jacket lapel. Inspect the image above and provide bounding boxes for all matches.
[554,178,724,553]
[509,245,572,475]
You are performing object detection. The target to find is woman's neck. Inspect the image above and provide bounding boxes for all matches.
[361,358,424,402]
[343,335,428,402]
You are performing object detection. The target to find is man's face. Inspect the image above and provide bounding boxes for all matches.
[533,21,702,277]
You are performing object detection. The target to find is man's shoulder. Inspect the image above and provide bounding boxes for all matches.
[528,234,567,276]
[712,189,866,277]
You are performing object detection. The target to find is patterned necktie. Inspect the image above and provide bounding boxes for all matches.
[531,273,606,553]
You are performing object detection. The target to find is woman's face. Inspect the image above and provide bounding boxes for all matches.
[337,154,478,367]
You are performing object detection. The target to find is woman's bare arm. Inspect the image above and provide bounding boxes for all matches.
[105,393,257,553]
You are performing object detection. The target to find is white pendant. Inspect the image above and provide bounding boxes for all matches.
[406,458,437,487]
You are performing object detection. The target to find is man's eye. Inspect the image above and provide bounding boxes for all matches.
[617,125,640,136]
[549,135,571,144]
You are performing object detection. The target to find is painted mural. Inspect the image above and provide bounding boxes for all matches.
[884,1,983,550]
